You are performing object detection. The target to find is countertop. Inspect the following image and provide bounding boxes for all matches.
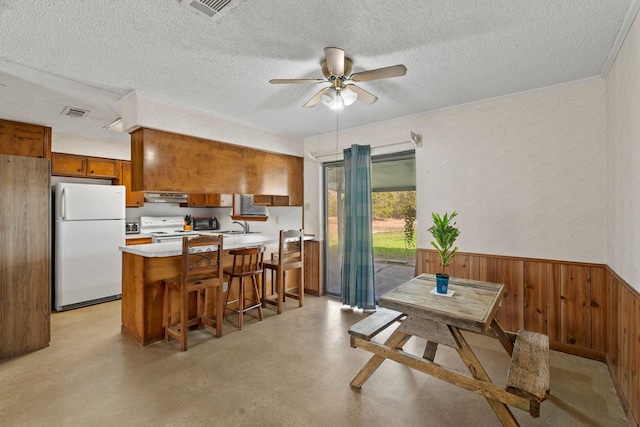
[120,232,313,258]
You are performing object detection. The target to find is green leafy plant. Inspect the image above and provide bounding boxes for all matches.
[428,211,460,275]
[402,205,416,249]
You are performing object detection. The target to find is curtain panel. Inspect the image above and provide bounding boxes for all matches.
[341,144,376,309]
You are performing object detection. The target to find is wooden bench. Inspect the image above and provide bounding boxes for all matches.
[348,308,404,348]
[506,329,550,417]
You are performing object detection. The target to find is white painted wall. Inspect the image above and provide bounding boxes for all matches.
[606,12,640,291]
[304,79,607,264]
[52,132,130,160]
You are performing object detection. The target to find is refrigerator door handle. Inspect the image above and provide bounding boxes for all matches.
[59,187,66,220]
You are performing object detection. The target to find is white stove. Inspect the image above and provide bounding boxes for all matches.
[139,216,201,243]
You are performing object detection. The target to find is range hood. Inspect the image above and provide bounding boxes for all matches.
[143,193,188,203]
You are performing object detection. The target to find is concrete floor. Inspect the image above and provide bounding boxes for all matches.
[374,261,415,299]
[0,296,628,426]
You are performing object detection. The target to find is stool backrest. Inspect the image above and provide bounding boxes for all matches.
[181,235,223,283]
[277,229,304,267]
[228,246,265,277]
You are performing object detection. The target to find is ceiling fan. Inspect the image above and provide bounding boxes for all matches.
[269,47,407,109]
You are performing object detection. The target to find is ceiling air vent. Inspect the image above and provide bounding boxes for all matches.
[179,0,244,21]
[60,106,89,118]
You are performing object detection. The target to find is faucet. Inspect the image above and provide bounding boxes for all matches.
[232,220,249,233]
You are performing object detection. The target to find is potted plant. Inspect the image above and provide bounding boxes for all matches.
[428,211,460,294]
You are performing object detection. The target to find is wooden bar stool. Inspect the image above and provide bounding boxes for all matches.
[223,246,265,330]
[163,235,224,351]
[262,229,304,314]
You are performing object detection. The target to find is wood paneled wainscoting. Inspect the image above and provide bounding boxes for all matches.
[415,249,640,426]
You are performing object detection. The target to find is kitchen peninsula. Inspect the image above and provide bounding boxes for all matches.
[119,233,308,345]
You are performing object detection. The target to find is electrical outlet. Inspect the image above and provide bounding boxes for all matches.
[275,216,279,224]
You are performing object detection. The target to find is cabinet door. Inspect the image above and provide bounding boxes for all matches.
[254,195,272,206]
[187,194,205,207]
[0,119,51,159]
[1,154,50,360]
[51,153,86,177]
[204,194,221,207]
[188,194,221,207]
[120,161,144,207]
[219,194,233,207]
[304,240,323,296]
[87,157,117,178]
[254,195,290,206]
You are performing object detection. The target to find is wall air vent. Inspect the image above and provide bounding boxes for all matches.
[179,0,244,21]
[60,106,90,118]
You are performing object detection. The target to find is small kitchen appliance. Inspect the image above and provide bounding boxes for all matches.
[125,221,140,234]
[139,216,201,243]
[193,216,219,231]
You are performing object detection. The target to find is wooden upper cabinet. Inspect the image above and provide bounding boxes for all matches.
[130,128,303,205]
[116,161,144,207]
[254,195,290,206]
[51,153,117,179]
[187,194,232,207]
[87,157,117,178]
[187,194,223,207]
[51,153,86,177]
[0,118,52,159]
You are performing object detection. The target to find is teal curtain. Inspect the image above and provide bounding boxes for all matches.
[341,144,376,309]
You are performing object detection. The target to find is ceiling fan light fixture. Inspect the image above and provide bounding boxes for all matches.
[330,92,345,110]
[342,87,357,106]
[321,93,334,106]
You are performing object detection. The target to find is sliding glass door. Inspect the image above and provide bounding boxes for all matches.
[323,151,416,299]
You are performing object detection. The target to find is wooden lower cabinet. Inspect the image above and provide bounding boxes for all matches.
[121,248,264,345]
[122,240,320,345]
[126,237,152,245]
[0,118,51,159]
[304,240,323,296]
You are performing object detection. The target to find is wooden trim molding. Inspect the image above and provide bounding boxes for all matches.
[415,248,640,426]
[605,265,640,427]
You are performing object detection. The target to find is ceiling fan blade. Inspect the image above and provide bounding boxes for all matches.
[345,84,378,105]
[303,87,332,108]
[351,64,407,82]
[324,47,345,76]
[269,78,325,84]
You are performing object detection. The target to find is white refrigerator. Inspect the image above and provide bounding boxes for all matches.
[54,183,126,311]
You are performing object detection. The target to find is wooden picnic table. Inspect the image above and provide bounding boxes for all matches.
[348,274,550,427]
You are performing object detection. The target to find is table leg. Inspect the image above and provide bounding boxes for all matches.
[491,318,515,357]
[423,341,438,361]
[350,329,412,388]
[449,326,519,427]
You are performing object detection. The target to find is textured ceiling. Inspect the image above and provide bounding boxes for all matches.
[0,0,638,142]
